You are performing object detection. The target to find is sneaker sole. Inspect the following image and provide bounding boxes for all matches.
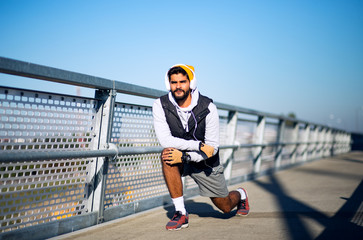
[167,223,189,231]
[236,212,249,217]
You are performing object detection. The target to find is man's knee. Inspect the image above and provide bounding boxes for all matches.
[219,205,232,214]
[160,148,175,169]
[160,148,168,164]
[211,197,233,214]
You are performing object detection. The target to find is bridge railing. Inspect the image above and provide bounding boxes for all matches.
[0,57,351,239]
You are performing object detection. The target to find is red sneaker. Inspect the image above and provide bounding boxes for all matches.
[236,188,250,216]
[166,211,189,230]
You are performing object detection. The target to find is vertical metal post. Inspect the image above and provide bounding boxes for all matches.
[342,132,346,153]
[327,128,333,157]
[330,129,336,156]
[311,126,319,160]
[347,133,352,152]
[86,88,116,223]
[98,89,116,223]
[337,131,342,154]
[338,132,343,154]
[291,122,299,163]
[302,124,311,162]
[253,116,266,175]
[222,111,238,181]
[321,127,328,157]
[274,119,285,170]
[318,127,323,157]
[86,94,102,214]
[339,131,344,154]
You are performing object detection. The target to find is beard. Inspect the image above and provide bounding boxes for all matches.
[172,88,190,102]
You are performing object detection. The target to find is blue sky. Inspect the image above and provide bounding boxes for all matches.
[1,0,362,133]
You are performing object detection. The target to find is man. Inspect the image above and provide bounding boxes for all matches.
[152,64,249,231]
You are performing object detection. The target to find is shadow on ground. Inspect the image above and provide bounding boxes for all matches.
[254,174,363,240]
[163,199,236,220]
[316,179,363,240]
[253,153,363,240]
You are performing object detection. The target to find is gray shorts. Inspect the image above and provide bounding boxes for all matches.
[183,161,229,198]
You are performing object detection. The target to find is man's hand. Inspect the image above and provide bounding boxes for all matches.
[199,142,214,158]
[162,148,183,165]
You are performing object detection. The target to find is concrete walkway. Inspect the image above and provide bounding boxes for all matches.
[52,152,363,240]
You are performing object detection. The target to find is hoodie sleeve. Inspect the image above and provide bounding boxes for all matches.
[152,99,200,150]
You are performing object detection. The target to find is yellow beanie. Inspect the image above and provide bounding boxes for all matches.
[176,65,195,81]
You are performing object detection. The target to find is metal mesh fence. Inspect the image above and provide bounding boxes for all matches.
[0,87,97,232]
[0,87,97,152]
[0,158,91,232]
[105,102,168,207]
[104,153,166,208]
[111,103,159,148]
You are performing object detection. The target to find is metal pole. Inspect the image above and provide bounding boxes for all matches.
[302,124,311,162]
[97,89,117,223]
[274,119,285,170]
[253,116,266,175]
[222,111,238,182]
[291,122,299,163]
[311,126,319,160]
[0,149,117,162]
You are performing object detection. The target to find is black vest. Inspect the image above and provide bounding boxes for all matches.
[160,94,212,141]
[160,93,220,168]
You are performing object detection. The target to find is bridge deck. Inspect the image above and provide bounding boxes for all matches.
[52,151,363,240]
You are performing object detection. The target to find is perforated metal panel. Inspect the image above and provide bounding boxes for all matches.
[111,103,159,148]
[0,158,92,232]
[104,103,168,207]
[0,87,97,232]
[0,88,96,152]
[104,153,167,207]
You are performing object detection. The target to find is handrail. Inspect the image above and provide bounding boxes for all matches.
[0,141,342,162]
[0,56,166,99]
[0,149,118,162]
